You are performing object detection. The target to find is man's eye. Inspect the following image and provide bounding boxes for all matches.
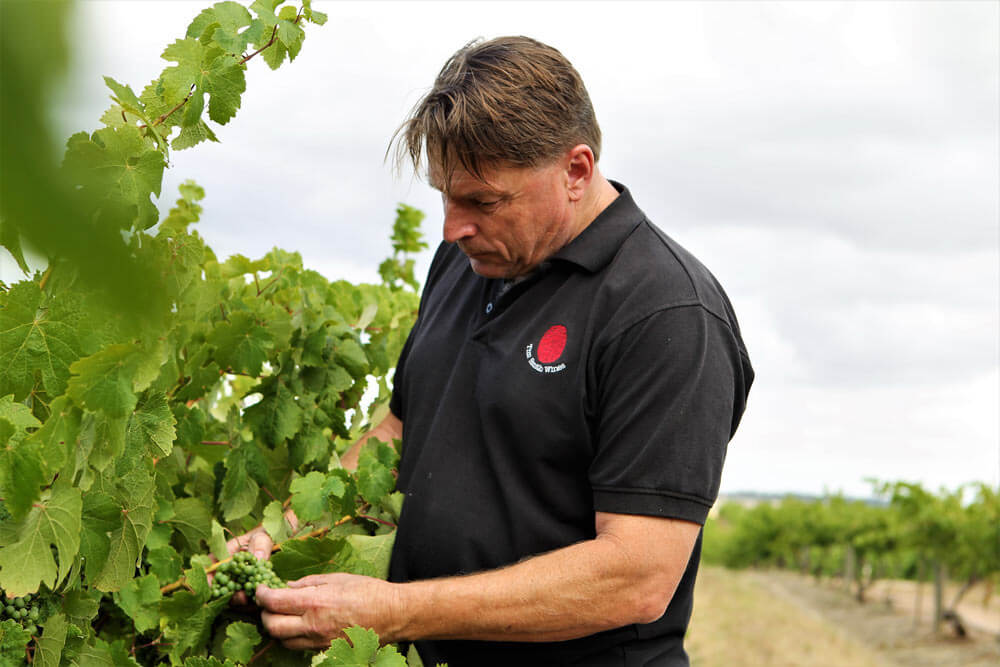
[476,200,500,210]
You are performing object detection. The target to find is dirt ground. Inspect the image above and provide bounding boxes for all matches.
[863,576,1000,638]
[688,566,1000,667]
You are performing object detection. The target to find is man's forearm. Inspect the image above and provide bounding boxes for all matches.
[385,514,699,643]
[340,411,403,471]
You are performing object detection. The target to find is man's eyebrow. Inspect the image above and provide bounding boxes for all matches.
[433,183,507,200]
[461,188,505,199]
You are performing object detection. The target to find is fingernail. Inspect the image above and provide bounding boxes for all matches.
[255,550,267,561]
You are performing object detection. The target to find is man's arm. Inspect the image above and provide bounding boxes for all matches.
[255,511,700,649]
[338,411,403,472]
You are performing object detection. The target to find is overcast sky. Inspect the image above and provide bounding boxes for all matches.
[11,0,999,498]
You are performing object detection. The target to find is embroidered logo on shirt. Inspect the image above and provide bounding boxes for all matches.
[525,324,568,374]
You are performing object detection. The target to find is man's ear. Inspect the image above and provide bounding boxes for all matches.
[564,144,596,201]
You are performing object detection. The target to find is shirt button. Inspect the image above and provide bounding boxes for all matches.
[485,302,494,314]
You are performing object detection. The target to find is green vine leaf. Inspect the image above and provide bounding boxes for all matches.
[187,2,254,54]
[164,496,213,549]
[261,500,291,544]
[0,282,82,402]
[356,439,399,506]
[270,536,349,581]
[219,440,267,521]
[126,390,177,458]
[289,471,328,523]
[82,466,156,592]
[243,377,303,446]
[249,0,305,69]
[26,395,80,479]
[161,37,246,127]
[221,621,261,664]
[0,486,82,596]
[0,394,44,519]
[313,626,407,667]
[115,573,162,633]
[33,613,68,667]
[67,343,162,418]
[62,125,166,230]
[343,532,395,580]
[207,310,274,376]
[0,219,30,275]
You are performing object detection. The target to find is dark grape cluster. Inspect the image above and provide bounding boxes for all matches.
[1,592,42,636]
[211,551,285,600]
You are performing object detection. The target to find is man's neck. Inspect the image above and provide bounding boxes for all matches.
[571,172,621,240]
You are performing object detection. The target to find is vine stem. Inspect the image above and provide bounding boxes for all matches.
[239,13,303,66]
[256,267,284,297]
[358,513,396,529]
[38,266,53,291]
[159,517,351,595]
[147,86,196,129]
[247,639,275,664]
[240,25,279,65]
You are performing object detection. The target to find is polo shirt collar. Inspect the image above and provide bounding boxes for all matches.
[549,181,645,273]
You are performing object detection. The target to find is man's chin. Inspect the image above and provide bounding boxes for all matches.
[467,255,512,279]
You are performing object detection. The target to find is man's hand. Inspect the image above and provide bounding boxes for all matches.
[255,573,399,650]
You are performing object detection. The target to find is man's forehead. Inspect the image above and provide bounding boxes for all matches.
[428,163,507,196]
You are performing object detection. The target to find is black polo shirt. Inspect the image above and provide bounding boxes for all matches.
[388,183,753,666]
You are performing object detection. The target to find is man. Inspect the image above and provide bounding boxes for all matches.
[253,36,753,665]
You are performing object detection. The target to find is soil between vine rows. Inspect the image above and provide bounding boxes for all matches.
[687,566,1000,666]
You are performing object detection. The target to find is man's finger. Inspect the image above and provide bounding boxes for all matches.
[283,508,300,534]
[229,591,252,608]
[226,532,252,554]
[280,636,327,651]
[260,609,309,639]
[249,531,273,561]
[255,585,307,615]
[286,575,330,588]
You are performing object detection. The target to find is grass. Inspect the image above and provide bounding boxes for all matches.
[686,566,888,666]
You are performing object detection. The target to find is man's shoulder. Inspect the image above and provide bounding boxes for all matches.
[600,215,740,332]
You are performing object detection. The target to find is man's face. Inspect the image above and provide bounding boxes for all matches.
[430,159,577,279]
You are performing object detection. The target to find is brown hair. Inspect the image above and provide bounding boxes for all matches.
[391,36,602,188]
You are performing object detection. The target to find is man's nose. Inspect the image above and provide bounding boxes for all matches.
[442,200,477,243]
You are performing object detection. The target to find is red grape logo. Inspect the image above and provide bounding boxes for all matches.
[537,325,567,363]
[525,324,568,373]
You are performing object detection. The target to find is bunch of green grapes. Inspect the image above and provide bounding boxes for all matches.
[211,551,285,600]
[0,592,42,636]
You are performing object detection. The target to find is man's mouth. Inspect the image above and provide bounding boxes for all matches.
[459,245,491,258]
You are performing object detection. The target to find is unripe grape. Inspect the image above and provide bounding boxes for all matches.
[210,551,286,600]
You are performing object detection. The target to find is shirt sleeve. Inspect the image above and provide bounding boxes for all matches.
[588,304,752,524]
[389,241,458,421]
[389,325,416,421]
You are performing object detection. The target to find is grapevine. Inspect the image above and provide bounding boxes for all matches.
[0,1,427,665]
[704,481,1000,638]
